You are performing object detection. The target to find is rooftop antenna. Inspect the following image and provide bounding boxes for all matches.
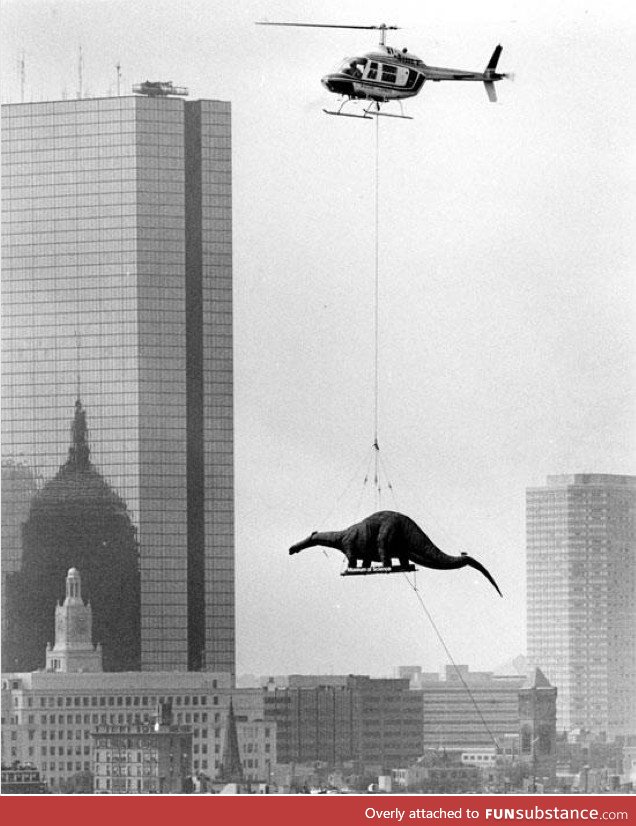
[116,62,122,96]
[77,45,83,98]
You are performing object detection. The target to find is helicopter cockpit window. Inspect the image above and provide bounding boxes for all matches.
[339,58,367,79]
[367,62,378,80]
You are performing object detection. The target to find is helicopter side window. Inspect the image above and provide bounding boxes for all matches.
[406,69,418,88]
[367,62,378,80]
[339,59,355,76]
[381,65,398,84]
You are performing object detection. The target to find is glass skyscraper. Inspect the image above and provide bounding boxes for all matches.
[526,474,636,735]
[1,94,234,675]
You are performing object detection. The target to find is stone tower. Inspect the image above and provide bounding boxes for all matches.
[519,668,557,791]
[46,568,103,673]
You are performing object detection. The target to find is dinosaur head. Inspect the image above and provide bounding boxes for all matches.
[289,531,317,555]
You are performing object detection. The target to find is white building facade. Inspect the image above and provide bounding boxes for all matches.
[1,671,275,791]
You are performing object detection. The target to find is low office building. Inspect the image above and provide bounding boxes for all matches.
[263,674,423,772]
[1,569,274,792]
[418,665,526,749]
[1,671,275,791]
[1,669,231,791]
[92,702,191,794]
[1,761,48,794]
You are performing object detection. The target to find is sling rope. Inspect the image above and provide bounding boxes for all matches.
[373,113,381,511]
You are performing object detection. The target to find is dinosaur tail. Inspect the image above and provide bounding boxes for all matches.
[464,555,503,597]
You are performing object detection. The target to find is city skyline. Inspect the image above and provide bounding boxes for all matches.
[1,0,634,679]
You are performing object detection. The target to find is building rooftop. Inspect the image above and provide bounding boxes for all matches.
[542,474,636,488]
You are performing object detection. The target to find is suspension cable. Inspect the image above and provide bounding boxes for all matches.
[373,112,381,510]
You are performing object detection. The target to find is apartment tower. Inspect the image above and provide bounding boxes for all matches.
[526,474,636,735]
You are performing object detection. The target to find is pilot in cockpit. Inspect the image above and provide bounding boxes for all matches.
[341,58,367,78]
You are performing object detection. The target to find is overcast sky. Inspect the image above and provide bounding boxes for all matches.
[2,0,634,679]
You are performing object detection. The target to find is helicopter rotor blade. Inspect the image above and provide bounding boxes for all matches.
[255,22,400,32]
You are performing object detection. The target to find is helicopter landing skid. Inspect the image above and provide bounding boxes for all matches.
[322,108,372,120]
[366,109,413,120]
[323,98,412,120]
[364,100,413,120]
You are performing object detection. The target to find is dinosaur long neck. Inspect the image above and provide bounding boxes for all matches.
[308,531,344,550]
[292,531,345,553]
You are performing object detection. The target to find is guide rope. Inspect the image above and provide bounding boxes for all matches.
[402,570,501,751]
[372,453,502,751]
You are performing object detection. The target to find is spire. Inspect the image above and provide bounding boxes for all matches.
[65,567,82,603]
[219,700,244,783]
[67,398,91,469]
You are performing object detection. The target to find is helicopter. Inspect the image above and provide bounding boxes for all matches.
[256,22,512,119]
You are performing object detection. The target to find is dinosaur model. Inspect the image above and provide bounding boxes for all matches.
[289,510,502,596]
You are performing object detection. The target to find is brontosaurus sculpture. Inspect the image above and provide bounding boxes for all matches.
[289,510,502,596]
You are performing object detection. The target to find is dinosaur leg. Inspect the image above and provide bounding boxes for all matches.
[341,538,357,569]
[377,521,393,568]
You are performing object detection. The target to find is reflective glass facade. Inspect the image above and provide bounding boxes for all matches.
[526,474,636,735]
[1,96,234,675]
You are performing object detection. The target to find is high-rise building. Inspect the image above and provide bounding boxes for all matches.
[1,92,234,674]
[526,474,636,736]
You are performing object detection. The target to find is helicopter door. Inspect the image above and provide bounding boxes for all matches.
[380,64,397,84]
[395,66,410,86]
[367,61,379,80]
